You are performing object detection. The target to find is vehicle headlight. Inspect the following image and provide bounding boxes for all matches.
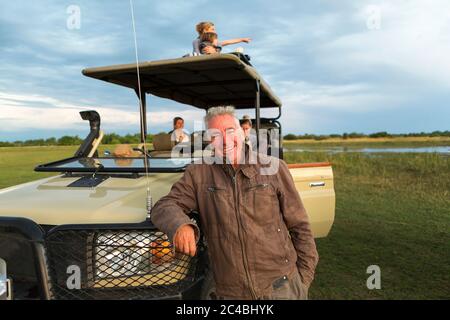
[94,231,176,280]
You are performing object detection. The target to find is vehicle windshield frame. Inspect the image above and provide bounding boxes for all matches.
[34,156,197,174]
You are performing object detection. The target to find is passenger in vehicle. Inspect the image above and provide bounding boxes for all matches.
[240,115,270,154]
[240,115,253,139]
[240,115,258,150]
[193,21,251,55]
[170,117,190,144]
[199,32,222,54]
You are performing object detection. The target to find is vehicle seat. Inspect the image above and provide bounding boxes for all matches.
[190,131,214,158]
[150,133,174,157]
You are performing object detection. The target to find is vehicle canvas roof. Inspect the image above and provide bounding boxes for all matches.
[82,54,282,109]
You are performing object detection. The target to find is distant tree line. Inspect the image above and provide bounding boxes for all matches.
[0,130,449,147]
[283,131,450,141]
[0,133,160,147]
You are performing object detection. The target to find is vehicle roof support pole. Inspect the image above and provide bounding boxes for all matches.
[255,79,261,150]
[135,88,147,143]
[276,106,283,159]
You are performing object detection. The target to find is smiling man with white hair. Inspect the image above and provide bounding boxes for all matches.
[151,106,318,300]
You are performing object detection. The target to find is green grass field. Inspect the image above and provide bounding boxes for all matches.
[284,136,450,148]
[284,151,450,299]
[0,143,449,299]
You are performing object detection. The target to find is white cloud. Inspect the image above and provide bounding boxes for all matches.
[30,31,122,56]
[1,0,449,138]
[0,90,205,133]
[0,91,138,131]
[153,0,209,20]
[243,13,342,68]
[274,80,405,112]
[147,109,205,128]
[1,45,62,63]
[317,0,450,87]
[0,63,85,84]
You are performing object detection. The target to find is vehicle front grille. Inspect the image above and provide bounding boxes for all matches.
[0,234,41,299]
[45,227,204,300]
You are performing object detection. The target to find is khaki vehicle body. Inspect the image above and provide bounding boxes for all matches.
[0,165,334,237]
[0,53,335,300]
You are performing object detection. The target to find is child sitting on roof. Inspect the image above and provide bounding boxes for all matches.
[199,32,222,54]
[193,21,251,55]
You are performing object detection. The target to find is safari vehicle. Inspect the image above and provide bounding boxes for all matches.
[0,53,335,300]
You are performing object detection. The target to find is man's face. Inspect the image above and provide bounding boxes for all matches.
[208,114,244,164]
[174,119,184,130]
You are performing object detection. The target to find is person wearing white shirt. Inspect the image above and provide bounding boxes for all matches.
[170,117,190,144]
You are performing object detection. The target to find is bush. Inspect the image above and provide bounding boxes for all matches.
[348,132,365,139]
[369,131,392,138]
[23,139,46,146]
[284,134,298,140]
[57,136,83,146]
[102,133,121,145]
[45,137,57,145]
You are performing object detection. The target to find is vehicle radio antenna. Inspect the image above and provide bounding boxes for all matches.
[129,0,153,219]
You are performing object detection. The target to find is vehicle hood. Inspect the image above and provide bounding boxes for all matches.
[0,173,183,225]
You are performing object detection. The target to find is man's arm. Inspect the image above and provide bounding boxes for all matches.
[219,38,252,46]
[277,160,319,287]
[151,164,200,256]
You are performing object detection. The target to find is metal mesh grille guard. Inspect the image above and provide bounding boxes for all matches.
[45,228,203,300]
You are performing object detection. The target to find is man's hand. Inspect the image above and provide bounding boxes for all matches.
[173,224,197,256]
[241,37,252,43]
[202,46,217,54]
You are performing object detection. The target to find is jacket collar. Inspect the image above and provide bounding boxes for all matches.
[220,144,259,180]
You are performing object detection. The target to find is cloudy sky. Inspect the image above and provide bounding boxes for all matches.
[0,0,449,141]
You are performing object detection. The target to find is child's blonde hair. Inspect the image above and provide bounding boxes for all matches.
[196,21,215,35]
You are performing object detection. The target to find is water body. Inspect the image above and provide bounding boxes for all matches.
[284,146,450,154]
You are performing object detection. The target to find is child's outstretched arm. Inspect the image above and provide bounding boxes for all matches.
[219,38,252,47]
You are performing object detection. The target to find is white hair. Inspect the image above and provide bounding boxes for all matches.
[204,106,236,127]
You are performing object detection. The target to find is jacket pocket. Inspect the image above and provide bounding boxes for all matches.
[246,183,270,192]
[201,184,232,239]
[270,276,291,300]
[270,271,307,300]
[243,183,279,225]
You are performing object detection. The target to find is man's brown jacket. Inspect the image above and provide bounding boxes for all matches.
[151,153,319,299]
